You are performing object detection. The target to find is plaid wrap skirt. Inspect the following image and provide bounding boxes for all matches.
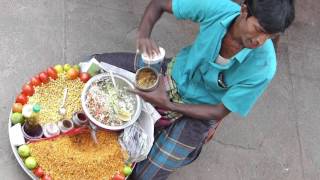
[130,116,215,180]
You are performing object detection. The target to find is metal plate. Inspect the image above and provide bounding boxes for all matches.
[9,73,139,179]
[81,73,142,131]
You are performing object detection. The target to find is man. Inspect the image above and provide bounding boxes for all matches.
[95,0,295,179]
[126,0,295,179]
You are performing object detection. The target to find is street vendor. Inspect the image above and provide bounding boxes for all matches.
[94,0,295,179]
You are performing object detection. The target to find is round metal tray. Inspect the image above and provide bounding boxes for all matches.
[81,73,142,131]
[9,73,139,179]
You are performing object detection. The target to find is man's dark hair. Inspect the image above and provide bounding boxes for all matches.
[245,0,295,33]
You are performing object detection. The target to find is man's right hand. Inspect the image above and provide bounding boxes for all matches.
[136,0,172,57]
[137,37,160,57]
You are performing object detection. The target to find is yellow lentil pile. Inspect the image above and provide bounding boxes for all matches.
[29,131,128,180]
[29,73,84,124]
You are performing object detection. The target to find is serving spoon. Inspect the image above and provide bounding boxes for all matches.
[58,88,68,116]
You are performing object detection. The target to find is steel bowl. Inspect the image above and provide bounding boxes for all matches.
[81,73,142,131]
[135,67,160,92]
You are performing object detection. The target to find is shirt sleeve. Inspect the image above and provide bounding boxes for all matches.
[172,0,238,23]
[221,78,272,117]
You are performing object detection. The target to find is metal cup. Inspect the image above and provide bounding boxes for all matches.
[135,67,160,92]
[72,112,88,127]
[58,119,74,133]
[43,123,60,138]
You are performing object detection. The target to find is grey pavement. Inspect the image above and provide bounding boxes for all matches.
[0,0,319,180]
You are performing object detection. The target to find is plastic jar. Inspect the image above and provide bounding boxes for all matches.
[43,123,60,138]
[72,112,88,127]
[135,47,165,73]
[58,119,74,133]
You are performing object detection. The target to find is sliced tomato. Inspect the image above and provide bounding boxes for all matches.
[30,76,42,86]
[47,67,58,80]
[79,72,91,83]
[112,173,125,180]
[41,174,52,180]
[33,167,44,177]
[39,72,49,84]
[22,84,35,96]
[16,94,28,105]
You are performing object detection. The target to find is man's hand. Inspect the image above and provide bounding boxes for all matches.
[137,37,160,58]
[136,0,172,57]
[129,75,172,110]
[130,75,230,120]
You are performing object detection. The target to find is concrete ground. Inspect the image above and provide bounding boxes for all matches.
[0,0,319,179]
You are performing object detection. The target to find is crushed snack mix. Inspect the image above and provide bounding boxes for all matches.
[29,131,128,180]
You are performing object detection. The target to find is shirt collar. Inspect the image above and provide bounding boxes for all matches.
[220,12,240,28]
[233,48,253,63]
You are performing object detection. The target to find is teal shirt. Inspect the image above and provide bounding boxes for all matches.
[171,0,277,117]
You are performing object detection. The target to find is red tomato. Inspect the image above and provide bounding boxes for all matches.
[39,72,49,84]
[22,84,35,96]
[79,72,91,83]
[30,76,42,86]
[33,167,44,177]
[47,67,58,80]
[16,94,28,105]
[41,174,52,180]
[67,68,79,80]
[112,173,125,180]
[12,103,23,113]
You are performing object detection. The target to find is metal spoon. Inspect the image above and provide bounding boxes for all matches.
[109,71,118,90]
[89,122,98,144]
[58,88,68,116]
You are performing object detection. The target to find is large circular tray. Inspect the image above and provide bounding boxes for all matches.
[9,66,137,179]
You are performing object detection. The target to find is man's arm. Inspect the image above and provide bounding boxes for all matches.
[137,0,172,56]
[130,76,230,121]
[168,102,230,121]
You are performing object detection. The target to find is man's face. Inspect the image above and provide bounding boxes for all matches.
[238,7,278,49]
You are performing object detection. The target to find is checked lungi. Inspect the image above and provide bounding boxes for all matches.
[130,116,215,180]
[94,52,217,180]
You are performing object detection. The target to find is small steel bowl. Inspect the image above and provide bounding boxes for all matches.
[135,67,160,92]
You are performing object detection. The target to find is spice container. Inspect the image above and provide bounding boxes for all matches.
[57,119,74,133]
[135,47,165,73]
[22,104,44,140]
[135,67,159,91]
[72,112,88,127]
[43,123,60,138]
[22,123,43,140]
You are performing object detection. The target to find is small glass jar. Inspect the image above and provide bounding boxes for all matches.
[135,67,159,91]
[134,47,165,73]
[72,112,88,127]
[43,123,60,138]
[22,123,43,140]
[58,119,74,133]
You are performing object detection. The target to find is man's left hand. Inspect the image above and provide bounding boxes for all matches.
[129,75,172,110]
